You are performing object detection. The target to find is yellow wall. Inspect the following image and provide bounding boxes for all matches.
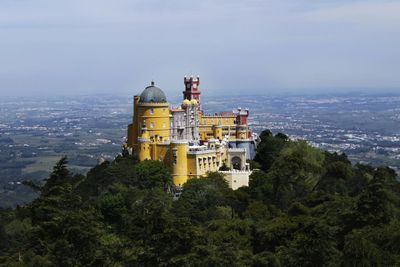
[213,125,222,139]
[137,102,170,142]
[236,125,247,139]
[170,141,188,186]
[192,151,223,176]
[138,140,151,161]
[199,113,236,125]
[155,143,170,163]
[187,157,197,178]
[128,93,250,189]
[199,125,240,140]
[198,113,240,141]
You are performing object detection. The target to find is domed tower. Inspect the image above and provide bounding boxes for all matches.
[127,82,170,156]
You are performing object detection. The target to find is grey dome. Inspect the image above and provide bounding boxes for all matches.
[139,82,167,103]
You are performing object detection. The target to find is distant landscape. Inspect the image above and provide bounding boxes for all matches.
[0,92,399,207]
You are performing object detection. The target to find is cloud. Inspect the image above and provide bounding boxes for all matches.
[0,0,399,97]
[303,1,400,25]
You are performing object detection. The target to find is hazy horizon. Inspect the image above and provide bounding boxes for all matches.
[1,0,399,97]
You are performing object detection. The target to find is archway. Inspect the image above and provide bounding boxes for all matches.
[231,156,242,170]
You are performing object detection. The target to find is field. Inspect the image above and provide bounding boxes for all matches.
[1,93,399,207]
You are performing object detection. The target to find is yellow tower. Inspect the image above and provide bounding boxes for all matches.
[213,125,223,140]
[138,128,151,161]
[129,82,171,161]
[236,125,247,140]
[170,140,188,186]
[136,82,170,143]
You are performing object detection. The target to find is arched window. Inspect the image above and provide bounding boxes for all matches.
[231,156,242,170]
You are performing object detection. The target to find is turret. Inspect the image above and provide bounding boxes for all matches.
[137,82,170,143]
[212,125,222,140]
[236,125,247,140]
[183,75,201,110]
[234,107,249,125]
[138,127,151,161]
[180,98,200,143]
[170,140,188,186]
[234,107,250,139]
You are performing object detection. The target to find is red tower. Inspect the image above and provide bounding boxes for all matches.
[183,76,201,109]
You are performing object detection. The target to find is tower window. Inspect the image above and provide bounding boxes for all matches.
[173,150,177,164]
[162,122,166,128]
[150,108,154,114]
[150,122,154,128]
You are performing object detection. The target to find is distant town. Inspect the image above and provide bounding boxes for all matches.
[0,92,399,207]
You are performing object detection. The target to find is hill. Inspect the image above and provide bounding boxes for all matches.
[1,130,400,266]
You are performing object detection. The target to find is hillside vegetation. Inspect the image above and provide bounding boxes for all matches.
[1,130,400,266]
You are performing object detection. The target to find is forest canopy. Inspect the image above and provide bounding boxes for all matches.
[1,129,400,266]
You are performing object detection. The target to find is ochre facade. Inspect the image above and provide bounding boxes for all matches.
[127,77,253,188]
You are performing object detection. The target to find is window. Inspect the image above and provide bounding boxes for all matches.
[150,122,154,128]
[162,108,166,114]
[173,150,177,164]
[162,122,166,128]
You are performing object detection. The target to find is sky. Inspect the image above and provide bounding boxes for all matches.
[0,0,399,97]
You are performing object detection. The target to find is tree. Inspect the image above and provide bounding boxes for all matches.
[190,219,253,266]
[254,131,289,171]
[342,224,400,267]
[173,172,232,223]
[316,161,353,194]
[268,141,325,208]
[354,174,393,228]
[3,130,400,266]
[277,216,341,267]
[41,156,71,195]
[248,170,274,203]
[133,160,172,190]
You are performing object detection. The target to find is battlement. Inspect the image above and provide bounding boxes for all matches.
[233,107,249,116]
[127,76,256,189]
[184,75,200,84]
[183,75,201,111]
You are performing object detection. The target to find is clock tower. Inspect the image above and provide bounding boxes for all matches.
[183,76,201,110]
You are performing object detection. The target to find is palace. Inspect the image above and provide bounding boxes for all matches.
[126,76,256,189]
